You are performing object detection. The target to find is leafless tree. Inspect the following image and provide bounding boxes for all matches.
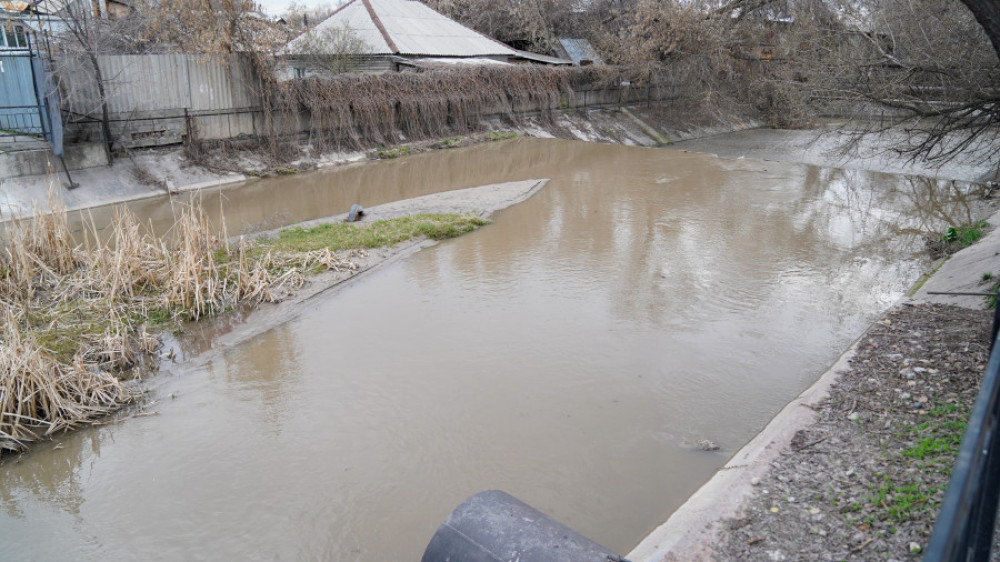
[279,1,336,32]
[711,0,999,169]
[803,0,999,167]
[423,0,580,54]
[958,0,1000,60]
[52,0,135,157]
[285,21,372,75]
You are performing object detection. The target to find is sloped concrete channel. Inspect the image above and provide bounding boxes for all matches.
[0,137,993,560]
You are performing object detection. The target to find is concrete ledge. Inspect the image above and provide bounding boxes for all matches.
[910,206,1000,308]
[0,143,109,178]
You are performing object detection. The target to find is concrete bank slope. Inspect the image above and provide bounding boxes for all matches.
[1,106,747,219]
[672,127,998,183]
[0,148,249,218]
[316,179,550,223]
[627,205,1000,562]
[911,207,1000,308]
[0,146,370,219]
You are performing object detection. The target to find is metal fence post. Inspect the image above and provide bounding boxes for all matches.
[924,287,1000,561]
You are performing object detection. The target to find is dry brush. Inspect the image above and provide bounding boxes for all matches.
[0,198,357,453]
[254,65,642,156]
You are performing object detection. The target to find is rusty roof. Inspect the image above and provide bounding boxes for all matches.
[1,0,32,12]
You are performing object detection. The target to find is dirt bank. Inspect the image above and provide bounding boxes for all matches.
[629,205,1000,561]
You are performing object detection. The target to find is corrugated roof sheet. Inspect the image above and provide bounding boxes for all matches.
[556,38,604,66]
[512,49,572,65]
[283,0,516,58]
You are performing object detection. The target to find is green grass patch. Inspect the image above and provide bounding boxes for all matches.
[376,146,411,159]
[980,272,1000,308]
[942,220,989,248]
[847,400,972,529]
[900,402,968,461]
[487,131,518,141]
[903,434,963,459]
[262,213,490,254]
[863,475,937,526]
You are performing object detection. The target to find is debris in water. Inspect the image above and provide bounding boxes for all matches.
[698,439,720,451]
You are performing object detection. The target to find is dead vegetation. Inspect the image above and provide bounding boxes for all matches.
[0,193,492,453]
[0,195,363,453]
[184,64,692,169]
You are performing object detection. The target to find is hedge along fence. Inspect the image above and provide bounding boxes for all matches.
[253,64,679,154]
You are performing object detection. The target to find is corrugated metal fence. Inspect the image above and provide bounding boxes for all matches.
[58,53,262,148]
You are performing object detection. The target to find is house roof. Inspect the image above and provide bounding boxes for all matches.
[282,0,516,58]
[1,1,31,12]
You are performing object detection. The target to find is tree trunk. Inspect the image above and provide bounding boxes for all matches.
[87,52,113,159]
[959,0,1000,61]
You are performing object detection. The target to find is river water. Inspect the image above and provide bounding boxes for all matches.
[0,139,986,560]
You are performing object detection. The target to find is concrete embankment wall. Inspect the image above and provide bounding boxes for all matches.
[6,57,713,179]
[53,54,688,154]
[0,142,108,178]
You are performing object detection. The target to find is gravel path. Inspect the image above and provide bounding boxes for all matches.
[716,303,991,561]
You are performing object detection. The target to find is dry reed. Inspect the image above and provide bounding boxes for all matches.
[0,199,360,453]
[0,309,129,451]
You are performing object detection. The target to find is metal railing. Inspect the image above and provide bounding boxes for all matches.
[924,292,1000,561]
[0,107,46,138]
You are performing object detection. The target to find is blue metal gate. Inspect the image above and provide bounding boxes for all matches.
[1,34,63,158]
[0,51,44,135]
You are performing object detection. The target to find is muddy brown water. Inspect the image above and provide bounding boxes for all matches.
[0,139,989,561]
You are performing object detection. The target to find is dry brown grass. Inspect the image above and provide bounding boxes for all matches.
[0,309,129,451]
[274,65,626,153]
[0,198,359,453]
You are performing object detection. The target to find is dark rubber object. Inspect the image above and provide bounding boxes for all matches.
[421,490,629,562]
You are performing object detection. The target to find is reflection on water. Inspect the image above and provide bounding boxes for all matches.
[0,139,989,561]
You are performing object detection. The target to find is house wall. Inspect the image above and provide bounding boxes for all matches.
[279,55,395,79]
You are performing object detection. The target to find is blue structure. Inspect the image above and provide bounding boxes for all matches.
[0,51,43,135]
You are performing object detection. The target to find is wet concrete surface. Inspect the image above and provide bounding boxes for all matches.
[0,138,989,561]
[671,126,998,183]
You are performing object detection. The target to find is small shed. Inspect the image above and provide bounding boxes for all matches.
[553,38,603,66]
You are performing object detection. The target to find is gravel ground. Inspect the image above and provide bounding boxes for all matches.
[716,302,993,561]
